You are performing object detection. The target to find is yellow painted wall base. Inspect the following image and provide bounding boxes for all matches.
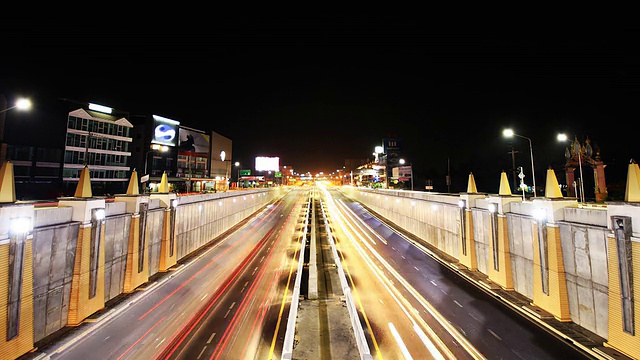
[159,209,177,272]
[67,225,106,326]
[488,215,514,290]
[0,241,35,360]
[124,216,149,293]
[532,224,571,322]
[605,235,640,359]
[459,209,477,270]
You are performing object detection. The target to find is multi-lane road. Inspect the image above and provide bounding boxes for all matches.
[23,185,594,360]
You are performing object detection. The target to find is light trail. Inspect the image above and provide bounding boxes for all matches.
[332,195,486,360]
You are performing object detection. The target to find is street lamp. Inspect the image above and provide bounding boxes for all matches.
[399,158,414,191]
[144,144,169,176]
[503,129,537,198]
[0,98,31,114]
[235,161,241,188]
[557,133,585,203]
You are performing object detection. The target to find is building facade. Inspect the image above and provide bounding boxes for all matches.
[62,105,133,195]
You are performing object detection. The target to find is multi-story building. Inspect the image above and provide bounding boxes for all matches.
[62,102,133,195]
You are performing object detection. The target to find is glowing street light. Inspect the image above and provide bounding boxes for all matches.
[503,129,537,198]
[235,161,241,188]
[0,98,31,114]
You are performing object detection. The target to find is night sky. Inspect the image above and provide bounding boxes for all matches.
[1,16,639,197]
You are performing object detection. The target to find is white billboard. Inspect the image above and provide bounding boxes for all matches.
[255,157,280,172]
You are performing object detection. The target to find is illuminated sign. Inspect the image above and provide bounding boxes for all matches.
[178,126,210,156]
[255,157,280,172]
[152,115,179,147]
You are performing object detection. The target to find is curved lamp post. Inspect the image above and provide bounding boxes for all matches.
[503,129,537,198]
[0,98,31,114]
[144,144,169,176]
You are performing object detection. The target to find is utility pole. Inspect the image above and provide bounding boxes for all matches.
[507,146,519,191]
[446,157,451,193]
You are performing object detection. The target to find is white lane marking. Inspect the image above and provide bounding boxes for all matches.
[430,280,437,287]
[414,324,446,360]
[389,322,413,360]
[414,266,420,271]
[197,346,207,359]
[488,329,502,341]
[207,332,216,344]
[453,300,463,308]
[469,313,480,322]
[155,337,166,348]
[201,294,208,301]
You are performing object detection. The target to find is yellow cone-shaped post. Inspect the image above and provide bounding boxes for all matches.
[0,161,16,203]
[544,167,563,199]
[624,160,640,202]
[158,172,169,193]
[499,171,512,195]
[126,169,140,195]
[467,172,478,193]
[74,165,93,198]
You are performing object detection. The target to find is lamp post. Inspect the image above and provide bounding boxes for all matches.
[503,129,537,198]
[557,133,585,203]
[144,144,169,176]
[1,97,32,149]
[0,98,31,114]
[399,158,414,191]
[235,161,240,188]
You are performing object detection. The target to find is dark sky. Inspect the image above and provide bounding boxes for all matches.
[2,16,639,195]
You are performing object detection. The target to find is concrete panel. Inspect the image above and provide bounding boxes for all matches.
[577,277,597,333]
[563,207,608,227]
[105,201,126,217]
[31,222,78,342]
[34,207,73,228]
[103,215,130,302]
[588,227,608,287]
[593,286,608,338]
[559,224,576,275]
[566,273,580,325]
[146,209,164,276]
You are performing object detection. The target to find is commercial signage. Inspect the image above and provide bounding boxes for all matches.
[255,156,280,172]
[178,127,210,158]
[151,115,179,147]
[240,169,251,176]
[392,165,412,181]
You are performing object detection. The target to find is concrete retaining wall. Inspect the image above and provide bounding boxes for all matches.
[340,187,611,340]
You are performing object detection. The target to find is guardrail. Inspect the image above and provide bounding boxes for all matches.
[320,200,373,360]
[281,195,312,359]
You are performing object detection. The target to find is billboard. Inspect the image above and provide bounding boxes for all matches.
[210,131,233,178]
[178,127,210,157]
[151,115,179,147]
[255,157,280,172]
[392,165,413,181]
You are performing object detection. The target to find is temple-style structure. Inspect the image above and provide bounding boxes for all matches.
[563,136,608,202]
